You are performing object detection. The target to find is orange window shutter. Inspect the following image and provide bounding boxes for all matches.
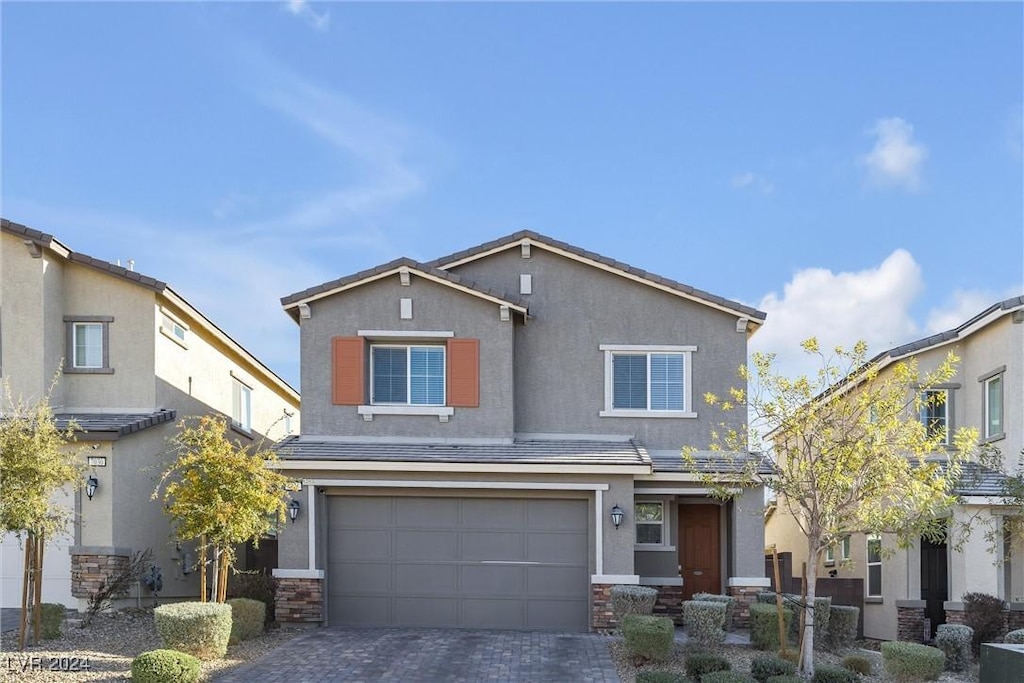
[332,337,364,405]
[447,338,479,408]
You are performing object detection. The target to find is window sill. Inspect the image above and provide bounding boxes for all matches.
[981,433,1006,445]
[865,596,884,604]
[599,409,697,419]
[358,405,454,423]
[64,366,115,375]
[634,545,677,552]
[824,560,835,567]
[159,326,188,349]
[230,422,253,439]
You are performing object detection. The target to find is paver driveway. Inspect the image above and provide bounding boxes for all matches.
[214,627,621,682]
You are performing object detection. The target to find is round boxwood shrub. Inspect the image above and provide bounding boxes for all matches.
[622,614,674,662]
[881,641,945,682]
[934,623,973,672]
[685,650,730,680]
[812,663,857,683]
[610,584,658,627]
[840,653,872,675]
[636,671,686,683]
[1005,628,1024,644]
[749,602,794,651]
[750,653,796,682]
[130,649,200,683]
[682,599,727,646]
[154,602,232,660]
[702,672,756,683]
[691,592,736,630]
[766,677,803,683]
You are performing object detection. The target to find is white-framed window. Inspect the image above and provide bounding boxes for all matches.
[920,389,949,445]
[599,344,696,417]
[232,378,252,432]
[371,344,445,406]
[984,374,1003,440]
[635,501,665,545]
[866,534,882,597]
[64,316,114,373]
[824,545,835,565]
[283,410,294,435]
[840,536,851,561]
[160,313,187,345]
[74,323,103,368]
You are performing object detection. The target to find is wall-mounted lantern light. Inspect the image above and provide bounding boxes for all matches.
[610,504,624,529]
[86,476,99,501]
[288,499,300,523]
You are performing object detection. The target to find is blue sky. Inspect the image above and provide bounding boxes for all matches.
[3,1,1022,389]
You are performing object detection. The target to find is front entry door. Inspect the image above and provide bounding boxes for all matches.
[679,504,722,599]
[921,536,948,639]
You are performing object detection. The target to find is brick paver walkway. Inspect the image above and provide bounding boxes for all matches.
[214,627,621,682]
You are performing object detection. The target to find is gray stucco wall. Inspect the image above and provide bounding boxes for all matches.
[730,486,766,578]
[299,274,515,438]
[450,248,749,450]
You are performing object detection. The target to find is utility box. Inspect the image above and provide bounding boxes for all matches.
[980,643,1024,682]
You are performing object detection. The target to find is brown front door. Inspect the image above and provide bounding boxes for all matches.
[679,504,722,599]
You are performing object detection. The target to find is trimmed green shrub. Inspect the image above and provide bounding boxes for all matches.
[934,623,973,672]
[749,602,794,650]
[130,649,201,683]
[963,591,1005,655]
[1005,628,1024,644]
[227,597,265,644]
[777,649,800,663]
[692,592,736,630]
[702,672,756,683]
[881,641,945,682]
[622,614,674,662]
[635,671,686,683]
[685,651,730,680]
[757,591,779,604]
[610,584,659,627]
[227,570,278,625]
[154,601,232,660]
[826,605,859,650]
[811,664,857,683]
[840,654,872,675]
[39,603,65,640]
[682,600,727,646]
[766,677,803,683]
[750,653,796,682]
[813,596,832,642]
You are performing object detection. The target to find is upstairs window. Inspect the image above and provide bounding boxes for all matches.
[160,313,187,346]
[984,374,1003,440]
[371,345,445,406]
[866,534,883,597]
[920,389,949,445]
[232,378,252,432]
[600,345,696,417]
[64,316,114,374]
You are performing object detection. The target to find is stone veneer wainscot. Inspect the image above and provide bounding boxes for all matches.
[275,576,323,623]
[70,546,132,599]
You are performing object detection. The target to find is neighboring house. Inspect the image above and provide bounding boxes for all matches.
[766,296,1024,642]
[271,230,769,631]
[0,218,300,610]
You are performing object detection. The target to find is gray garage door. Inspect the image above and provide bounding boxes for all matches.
[327,496,589,631]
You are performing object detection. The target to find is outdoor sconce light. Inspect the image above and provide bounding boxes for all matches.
[85,476,99,501]
[288,499,300,523]
[610,504,624,529]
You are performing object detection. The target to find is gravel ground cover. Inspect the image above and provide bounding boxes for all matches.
[0,609,300,682]
[609,639,980,682]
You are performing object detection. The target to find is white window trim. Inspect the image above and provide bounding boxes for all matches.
[231,376,253,433]
[358,330,454,338]
[983,374,1004,440]
[599,344,697,418]
[841,535,851,561]
[73,322,104,368]
[866,534,882,598]
[921,388,951,446]
[159,309,189,348]
[824,545,835,565]
[370,343,447,407]
[634,498,675,551]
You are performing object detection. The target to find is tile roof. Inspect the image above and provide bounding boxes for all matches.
[280,257,530,313]
[650,449,774,475]
[945,461,1014,497]
[2,218,55,245]
[274,436,651,467]
[427,230,767,322]
[54,410,177,437]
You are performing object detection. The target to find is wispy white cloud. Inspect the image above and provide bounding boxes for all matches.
[284,0,329,32]
[925,287,1021,335]
[731,171,774,195]
[861,117,928,191]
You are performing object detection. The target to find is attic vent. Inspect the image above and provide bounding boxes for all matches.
[520,274,532,295]
[521,242,531,259]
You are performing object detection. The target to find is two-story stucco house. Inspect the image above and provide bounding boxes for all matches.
[270,231,769,631]
[766,296,1024,642]
[0,219,300,610]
